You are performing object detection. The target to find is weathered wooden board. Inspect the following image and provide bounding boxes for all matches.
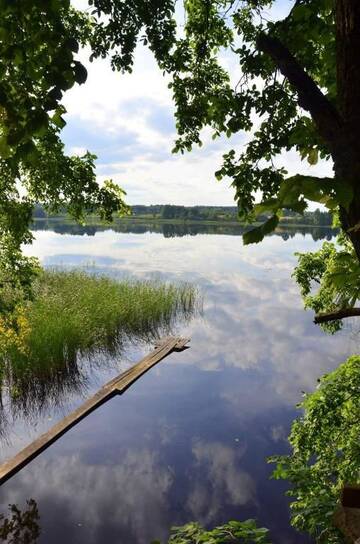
[154,336,190,351]
[0,336,189,485]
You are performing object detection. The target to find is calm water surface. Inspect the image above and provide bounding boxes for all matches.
[0,222,357,543]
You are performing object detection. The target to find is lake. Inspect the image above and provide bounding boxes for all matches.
[0,221,356,543]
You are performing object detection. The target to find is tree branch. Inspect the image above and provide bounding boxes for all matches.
[314,308,360,324]
[257,33,343,150]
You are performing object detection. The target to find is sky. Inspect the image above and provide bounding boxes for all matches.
[63,1,332,207]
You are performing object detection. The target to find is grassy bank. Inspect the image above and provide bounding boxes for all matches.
[1,270,198,382]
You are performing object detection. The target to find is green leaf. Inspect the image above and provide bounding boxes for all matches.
[253,198,279,215]
[52,108,67,129]
[307,148,318,165]
[243,215,279,245]
[64,37,79,53]
[0,136,12,158]
[73,61,88,85]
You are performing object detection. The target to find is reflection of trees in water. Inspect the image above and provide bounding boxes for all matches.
[1,451,174,543]
[0,441,256,543]
[0,499,40,543]
[31,219,338,241]
[276,226,336,241]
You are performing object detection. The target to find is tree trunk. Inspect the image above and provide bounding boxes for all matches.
[335,0,360,261]
[259,1,360,261]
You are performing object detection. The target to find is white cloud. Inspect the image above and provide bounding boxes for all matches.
[63,3,332,206]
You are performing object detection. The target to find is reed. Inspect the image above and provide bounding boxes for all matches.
[1,269,198,381]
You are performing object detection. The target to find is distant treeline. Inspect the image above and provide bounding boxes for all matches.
[33,203,333,226]
[31,218,337,242]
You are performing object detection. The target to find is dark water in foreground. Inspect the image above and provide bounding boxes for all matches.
[0,222,357,543]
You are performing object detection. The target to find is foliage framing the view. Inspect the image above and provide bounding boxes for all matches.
[293,232,360,332]
[76,0,360,325]
[270,355,360,543]
[0,1,129,314]
[1,2,360,541]
[2,0,360,327]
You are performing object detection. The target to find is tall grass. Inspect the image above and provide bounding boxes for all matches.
[0,270,198,408]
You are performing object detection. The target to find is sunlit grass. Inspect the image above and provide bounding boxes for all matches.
[1,269,198,381]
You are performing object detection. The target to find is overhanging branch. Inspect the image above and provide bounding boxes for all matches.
[314,308,360,324]
[257,33,343,149]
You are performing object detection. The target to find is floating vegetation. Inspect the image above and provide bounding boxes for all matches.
[0,269,199,415]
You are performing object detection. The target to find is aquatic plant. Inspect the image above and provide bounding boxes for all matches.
[0,269,198,411]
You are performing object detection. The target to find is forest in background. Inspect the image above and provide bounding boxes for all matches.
[32,203,333,227]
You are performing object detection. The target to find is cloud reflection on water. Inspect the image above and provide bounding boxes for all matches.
[1,225,354,543]
[19,226,358,427]
[0,433,258,543]
[187,439,255,524]
[1,450,173,544]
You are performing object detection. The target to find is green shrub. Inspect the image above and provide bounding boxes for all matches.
[270,355,360,543]
[152,519,271,544]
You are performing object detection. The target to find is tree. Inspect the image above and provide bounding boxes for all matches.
[80,0,360,325]
[270,355,360,543]
[4,1,360,325]
[85,6,360,537]
[2,3,359,539]
[293,232,360,332]
[0,1,130,315]
[0,499,40,543]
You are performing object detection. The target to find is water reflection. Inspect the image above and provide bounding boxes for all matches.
[0,363,310,543]
[187,440,255,523]
[0,450,174,543]
[0,299,198,442]
[0,358,91,442]
[0,499,40,543]
[31,218,337,242]
[0,224,354,543]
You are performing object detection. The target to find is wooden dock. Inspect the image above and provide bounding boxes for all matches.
[0,336,189,485]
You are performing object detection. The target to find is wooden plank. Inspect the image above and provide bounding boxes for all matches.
[173,337,191,351]
[0,336,189,486]
[155,336,190,351]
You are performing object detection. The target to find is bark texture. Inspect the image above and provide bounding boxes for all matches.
[335,0,360,260]
[259,1,360,262]
[257,33,342,153]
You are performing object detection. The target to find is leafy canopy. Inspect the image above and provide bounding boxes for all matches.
[0,1,130,312]
[2,0,359,327]
[155,0,344,240]
[44,0,347,241]
[86,0,360,323]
